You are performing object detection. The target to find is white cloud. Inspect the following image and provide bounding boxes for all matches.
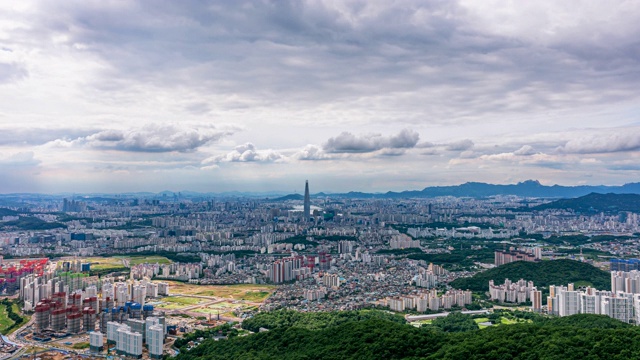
[561,130,640,154]
[293,144,332,160]
[445,139,474,151]
[42,124,235,153]
[204,143,286,163]
[0,151,40,167]
[513,145,536,156]
[323,129,419,153]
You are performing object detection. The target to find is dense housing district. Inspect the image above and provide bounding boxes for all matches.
[2,186,640,358]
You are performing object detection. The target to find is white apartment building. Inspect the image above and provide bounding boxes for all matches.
[147,324,164,359]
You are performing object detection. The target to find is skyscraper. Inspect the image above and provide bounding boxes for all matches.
[303,180,310,221]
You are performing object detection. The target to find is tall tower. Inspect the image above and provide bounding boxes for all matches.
[303,180,310,221]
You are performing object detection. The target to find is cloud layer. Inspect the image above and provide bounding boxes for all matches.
[1,1,640,192]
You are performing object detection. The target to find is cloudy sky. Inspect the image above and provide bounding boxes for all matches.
[1,0,640,193]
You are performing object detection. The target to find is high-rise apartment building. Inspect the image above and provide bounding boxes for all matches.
[147,324,164,359]
[532,289,542,312]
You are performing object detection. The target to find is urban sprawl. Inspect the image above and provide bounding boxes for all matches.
[2,182,640,358]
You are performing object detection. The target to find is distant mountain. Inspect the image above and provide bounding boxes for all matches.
[268,194,304,201]
[328,180,640,199]
[4,180,640,199]
[530,193,640,213]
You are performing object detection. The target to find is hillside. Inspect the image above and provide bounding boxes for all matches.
[531,192,640,213]
[0,216,66,230]
[449,259,610,292]
[0,208,19,217]
[268,194,304,201]
[175,314,640,360]
[241,309,406,332]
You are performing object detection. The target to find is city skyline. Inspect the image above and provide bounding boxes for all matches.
[1,1,640,193]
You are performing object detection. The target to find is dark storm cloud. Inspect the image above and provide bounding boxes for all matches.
[323,129,419,153]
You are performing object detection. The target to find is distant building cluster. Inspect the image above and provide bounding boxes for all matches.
[382,288,472,313]
[389,234,420,249]
[303,287,328,301]
[267,255,312,284]
[267,253,333,284]
[611,258,640,272]
[130,262,202,281]
[611,270,640,294]
[494,247,541,266]
[62,198,86,213]
[413,263,447,289]
[489,278,539,304]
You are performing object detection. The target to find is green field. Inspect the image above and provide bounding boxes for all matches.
[0,305,13,331]
[164,297,204,306]
[192,301,254,318]
[500,317,518,325]
[155,296,207,310]
[0,300,29,335]
[238,291,271,302]
[474,317,491,329]
[161,281,276,300]
[82,257,126,271]
[72,342,90,349]
[78,256,171,272]
[124,255,172,266]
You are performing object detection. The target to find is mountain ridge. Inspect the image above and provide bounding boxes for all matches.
[3,180,640,199]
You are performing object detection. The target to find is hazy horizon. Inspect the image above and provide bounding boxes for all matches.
[1,1,640,193]
[2,179,640,196]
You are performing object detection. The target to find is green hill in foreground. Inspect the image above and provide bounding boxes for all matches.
[449,259,610,292]
[176,314,639,360]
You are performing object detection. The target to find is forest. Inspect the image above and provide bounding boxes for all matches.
[449,259,610,292]
[174,312,640,360]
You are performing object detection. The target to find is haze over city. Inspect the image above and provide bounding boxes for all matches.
[1,1,640,193]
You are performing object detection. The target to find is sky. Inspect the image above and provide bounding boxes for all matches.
[1,0,640,194]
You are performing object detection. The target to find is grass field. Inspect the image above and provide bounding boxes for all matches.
[120,255,172,266]
[155,296,208,310]
[474,317,491,329]
[83,257,126,271]
[241,291,271,302]
[74,256,171,272]
[500,317,518,325]
[164,297,205,306]
[72,342,90,349]
[0,301,29,335]
[192,302,255,317]
[0,305,13,332]
[157,281,276,301]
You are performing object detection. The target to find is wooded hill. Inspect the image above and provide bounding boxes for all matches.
[449,259,610,292]
[530,192,640,213]
[175,312,640,360]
